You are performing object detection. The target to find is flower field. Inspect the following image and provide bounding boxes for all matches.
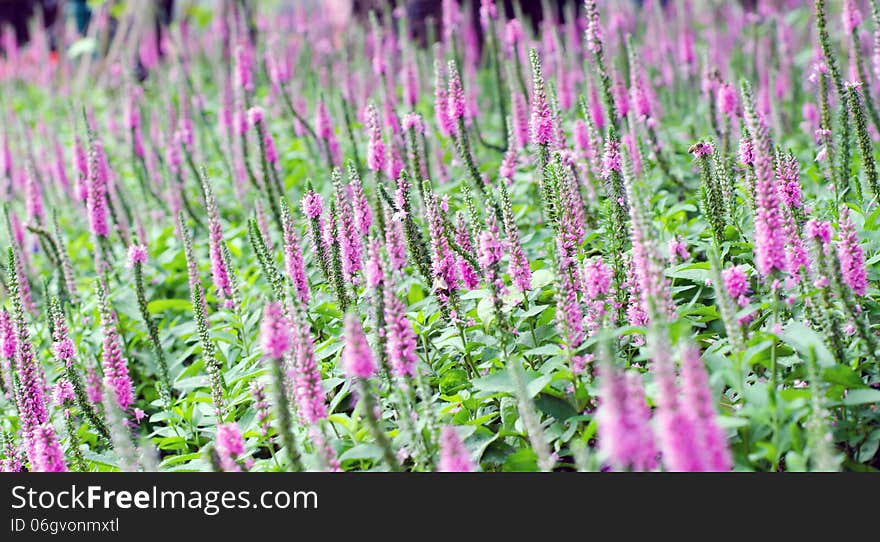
[1,0,879,473]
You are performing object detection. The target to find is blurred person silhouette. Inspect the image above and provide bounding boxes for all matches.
[0,0,59,48]
[327,0,576,49]
[67,0,175,81]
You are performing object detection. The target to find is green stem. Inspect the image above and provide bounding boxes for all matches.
[358,379,402,472]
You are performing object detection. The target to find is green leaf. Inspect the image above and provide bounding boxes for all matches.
[840,389,880,406]
[534,393,577,421]
[439,369,470,395]
[723,225,739,241]
[518,302,550,318]
[481,440,517,467]
[160,452,204,467]
[664,202,698,217]
[502,448,539,472]
[523,344,563,357]
[406,283,426,304]
[778,388,810,403]
[822,365,867,388]
[471,369,551,399]
[664,262,711,283]
[82,451,118,470]
[477,297,495,325]
[530,269,555,289]
[716,415,750,429]
[865,253,880,267]
[500,397,518,431]
[174,375,208,391]
[526,373,554,398]
[465,427,499,464]
[471,370,513,394]
[147,299,193,313]
[781,320,835,367]
[858,429,880,462]
[339,444,383,462]
[461,288,490,300]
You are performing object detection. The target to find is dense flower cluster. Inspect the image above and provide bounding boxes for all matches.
[0,1,876,476]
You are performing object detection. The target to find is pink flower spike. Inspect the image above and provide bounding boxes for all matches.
[54,380,75,406]
[806,219,832,245]
[837,207,868,296]
[529,50,554,146]
[302,190,324,220]
[438,426,474,472]
[247,106,264,126]
[215,422,247,472]
[260,302,290,360]
[98,285,134,412]
[33,423,67,472]
[433,58,453,136]
[722,265,750,305]
[127,243,148,268]
[384,283,419,379]
[680,345,732,471]
[342,313,376,379]
[365,103,386,173]
[842,0,862,34]
[717,83,738,117]
[447,60,466,122]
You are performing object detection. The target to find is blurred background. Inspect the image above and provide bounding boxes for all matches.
[0,0,762,52]
[0,0,588,48]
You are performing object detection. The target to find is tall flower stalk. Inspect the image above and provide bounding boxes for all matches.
[280,198,310,305]
[260,301,303,472]
[178,213,225,418]
[302,184,331,284]
[448,59,486,197]
[847,82,879,198]
[342,313,402,471]
[48,297,111,443]
[844,0,880,131]
[7,247,52,465]
[289,301,339,471]
[583,0,619,132]
[201,171,239,310]
[127,244,172,406]
[815,0,853,192]
[741,81,786,279]
[95,279,134,413]
[530,48,557,222]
